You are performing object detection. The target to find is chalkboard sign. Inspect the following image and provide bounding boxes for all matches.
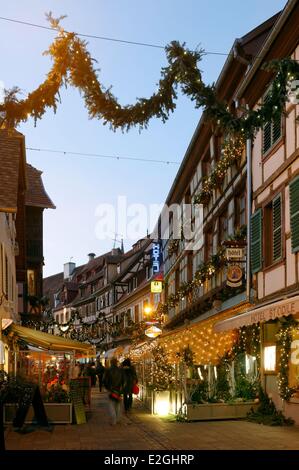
[69,380,86,424]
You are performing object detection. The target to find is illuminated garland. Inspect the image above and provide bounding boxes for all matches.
[194,136,245,205]
[157,247,227,315]
[0,14,298,136]
[276,316,298,401]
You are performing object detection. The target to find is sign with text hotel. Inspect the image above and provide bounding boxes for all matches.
[151,241,162,274]
[214,296,299,333]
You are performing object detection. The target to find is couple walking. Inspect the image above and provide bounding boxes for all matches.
[103,357,138,425]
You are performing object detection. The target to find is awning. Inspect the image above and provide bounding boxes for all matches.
[6,324,95,355]
[214,295,299,333]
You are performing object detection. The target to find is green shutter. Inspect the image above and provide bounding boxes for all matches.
[262,88,282,155]
[251,209,263,274]
[272,194,282,262]
[272,114,282,144]
[290,176,299,253]
[263,121,272,154]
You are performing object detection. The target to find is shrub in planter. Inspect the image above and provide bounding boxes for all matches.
[247,386,294,426]
[44,384,70,403]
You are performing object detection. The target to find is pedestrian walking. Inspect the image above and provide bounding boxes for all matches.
[96,361,105,392]
[121,358,138,413]
[86,362,97,387]
[103,358,124,425]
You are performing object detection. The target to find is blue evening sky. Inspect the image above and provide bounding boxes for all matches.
[0,0,286,276]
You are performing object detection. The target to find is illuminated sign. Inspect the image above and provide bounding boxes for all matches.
[151,280,163,293]
[226,265,243,287]
[152,242,161,274]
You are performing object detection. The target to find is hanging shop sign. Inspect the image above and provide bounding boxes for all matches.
[151,242,162,274]
[151,280,163,293]
[225,247,243,259]
[226,265,243,287]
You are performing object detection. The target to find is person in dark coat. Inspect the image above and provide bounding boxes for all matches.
[96,362,105,392]
[87,362,97,387]
[121,358,137,413]
[103,358,124,425]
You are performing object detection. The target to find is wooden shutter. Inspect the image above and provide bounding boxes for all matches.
[290,176,299,253]
[262,88,282,155]
[272,194,282,262]
[263,121,272,154]
[251,209,263,274]
[272,114,282,144]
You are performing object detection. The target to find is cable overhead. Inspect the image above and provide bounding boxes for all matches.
[0,15,228,55]
[26,146,180,165]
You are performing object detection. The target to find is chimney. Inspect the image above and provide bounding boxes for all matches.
[88,253,96,261]
[111,248,119,256]
[64,262,76,280]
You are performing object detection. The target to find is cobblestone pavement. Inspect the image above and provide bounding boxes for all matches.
[4,389,299,450]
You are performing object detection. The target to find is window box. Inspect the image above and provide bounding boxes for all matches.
[3,403,73,424]
[183,401,259,421]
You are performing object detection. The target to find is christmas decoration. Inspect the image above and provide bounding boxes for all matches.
[148,346,176,391]
[276,316,298,401]
[0,13,298,139]
[194,136,245,205]
[247,385,294,426]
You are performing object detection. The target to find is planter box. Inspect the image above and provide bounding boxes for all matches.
[184,402,258,421]
[4,403,73,424]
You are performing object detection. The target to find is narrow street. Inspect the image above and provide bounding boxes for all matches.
[4,389,299,450]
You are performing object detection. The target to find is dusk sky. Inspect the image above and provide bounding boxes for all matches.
[0,0,286,277]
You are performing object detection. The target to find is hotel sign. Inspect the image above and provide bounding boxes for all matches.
[152,242,161,274]
[214,296,299,333]
[226,248,243,259]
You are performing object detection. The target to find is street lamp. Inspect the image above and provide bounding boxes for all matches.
[143,304,153,316]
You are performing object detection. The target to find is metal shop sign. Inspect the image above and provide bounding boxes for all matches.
[225,247,243,259]
[151,280,163,293]
[226,265,243,287]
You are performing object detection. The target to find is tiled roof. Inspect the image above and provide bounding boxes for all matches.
[43,272,64,308]
[0,129,24,212]
[26,164,56,209]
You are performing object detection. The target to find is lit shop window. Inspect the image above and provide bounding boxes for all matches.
[264,345,276,372]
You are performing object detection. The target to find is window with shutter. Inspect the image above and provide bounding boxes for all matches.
[251,209,263,274]
[272,194,282,262]
[262,88,282,156]
[290,176,299,253]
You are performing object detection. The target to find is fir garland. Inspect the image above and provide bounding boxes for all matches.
[0,13,298,136]
[276,316,298,401]
[194,136,245,205]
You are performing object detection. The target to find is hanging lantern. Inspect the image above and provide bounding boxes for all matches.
[145,325,162,339]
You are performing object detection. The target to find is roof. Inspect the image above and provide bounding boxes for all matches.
[164,11,280,207]
[0,129,26,213]
[43,272,64,308]
[25,163,56,209]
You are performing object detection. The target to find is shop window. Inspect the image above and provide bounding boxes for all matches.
[264,345,276,373]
